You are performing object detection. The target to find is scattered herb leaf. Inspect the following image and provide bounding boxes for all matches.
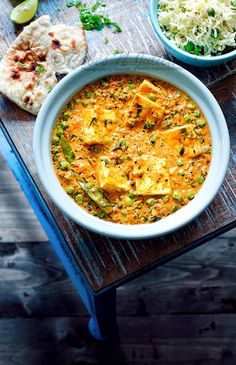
[36,64,45,74]
[66,1,122,33]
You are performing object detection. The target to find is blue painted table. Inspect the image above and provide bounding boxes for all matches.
[0,0,236,340]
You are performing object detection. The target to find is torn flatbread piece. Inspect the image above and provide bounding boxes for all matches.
[0,16,87,115]
[0,16,56,115]
[48,24,87,75]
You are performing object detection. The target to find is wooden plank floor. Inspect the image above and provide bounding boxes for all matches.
[0,153,236,365]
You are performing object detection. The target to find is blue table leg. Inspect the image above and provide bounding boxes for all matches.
[0,124,117,340]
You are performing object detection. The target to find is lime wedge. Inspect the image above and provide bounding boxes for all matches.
[10,0,38,24]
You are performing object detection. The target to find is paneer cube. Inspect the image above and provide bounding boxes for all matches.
[125,93,165,127]
[82,109,106,145]
[97,157,130,192]
[185,144,203,158]
[134,156,171,195]
[138,80,166,98]
[161,124,196,141]
[102,109,116,122]
[160,124,202,157]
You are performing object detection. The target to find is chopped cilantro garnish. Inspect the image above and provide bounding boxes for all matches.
[92,1,106,12]
[36,64,45,74]
[179,146,185,156]
[66,1,122,33]
[113,49,121,54]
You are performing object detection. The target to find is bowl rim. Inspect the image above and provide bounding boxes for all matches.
[149,0,236,62]
[33,54,230,240]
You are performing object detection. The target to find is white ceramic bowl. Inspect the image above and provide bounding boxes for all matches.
[33,54,230,240]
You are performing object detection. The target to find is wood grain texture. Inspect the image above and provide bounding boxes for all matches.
[0,233,236,364]
[0,0,235,292]
[0,154,47,242]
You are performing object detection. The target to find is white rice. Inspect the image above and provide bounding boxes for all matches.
[158,0,236,56]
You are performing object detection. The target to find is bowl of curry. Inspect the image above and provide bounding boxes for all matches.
[33,54,230,239]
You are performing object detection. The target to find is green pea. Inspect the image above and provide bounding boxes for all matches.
[120,156,127,163]
[101,81,108,88]
[150,135,157,144]
[148,93,157,102]
[126,197,135,206]
[59,161,69,170]
[75,194,83,203]
[208,8,215,16]
[178,169,185,176]
[66,186,74,195]
[172,205,180,213]
[61,121,69,130]
[176,159,184,166]
[85,91,91,99]
[129,191,135,199]
[187,103,195,110]
[73,98,79,105]
[146,198,156,207]
[82,100,88,106]
[162,196,169,203]
[197,120,206,128]
[51,146,60,154]
[120,139,126,147]
[172,191,183,204]
[184,114,192,122]
[197,176,205,184]
[202,145,211,154]
[194,110,201,117]
[187,192,195,200]
[56,127,63,137]
[51,136,60,145]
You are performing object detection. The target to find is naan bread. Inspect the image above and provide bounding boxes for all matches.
[0,16,87,115]
[48,24,87,75]
[0,16,56,115]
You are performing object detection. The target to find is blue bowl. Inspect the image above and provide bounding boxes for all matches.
[150,0,236,67]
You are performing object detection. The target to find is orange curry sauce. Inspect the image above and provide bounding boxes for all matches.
[51,75,212,224]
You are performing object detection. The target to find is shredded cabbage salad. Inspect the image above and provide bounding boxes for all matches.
[158,0,236,56]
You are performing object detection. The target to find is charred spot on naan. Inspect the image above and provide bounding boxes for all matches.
[51,39,61,50]
[10,68,21,80]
